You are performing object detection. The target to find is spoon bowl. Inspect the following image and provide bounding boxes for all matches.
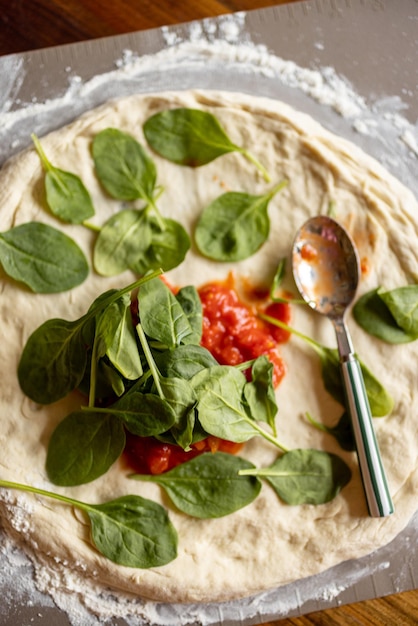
[292,215,394,518]
[292,214,359,319]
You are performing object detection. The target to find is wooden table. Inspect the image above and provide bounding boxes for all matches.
[0,1,417,624]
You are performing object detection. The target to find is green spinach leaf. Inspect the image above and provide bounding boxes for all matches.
[175,285,203,344]
[0,480,177,569]
[240,449,352,505]
[46,410,126,486]
[143,107,271,181]
[18,317,90,404]
[379,285,418,337]
[95,294,143,381]
[92,128,157,203]
[194,182,287,262]
[244,356,278,436]
[97,359,126,399]
[32,134,95,224]
[88,391,177,437]
[130,216,190,274]
[191,365,261,443]
[87,495,177,568]
[0,222,88,293]
[307,411,355,452]
[93,208,153,276]
[159,376,198,449]
[138,277,199,348]
[132,452,261,518]
[353,288,415,344]
[155,344,218,380]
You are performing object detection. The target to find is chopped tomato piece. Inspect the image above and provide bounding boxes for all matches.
[263,301,292,343]
[198,280,290,386]
[124,434,243,475]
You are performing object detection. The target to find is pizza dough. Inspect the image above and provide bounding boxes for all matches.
[0,90,417,607]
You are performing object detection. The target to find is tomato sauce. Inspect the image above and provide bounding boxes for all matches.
[198,279,290,387]
[124,434,244,475]
[124,276,291,475]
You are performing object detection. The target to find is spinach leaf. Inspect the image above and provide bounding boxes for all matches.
[143,107,271,181]
[94,211,189,277]
[0,222,88,293]
[132,452,261,518]
[93,208,153,276]
[194,182,287,262]
[191,365,261,443]
[307,411,355,452]
[175,285,203,344]
[0,480,177,569]
[353,288,415,344]
[191,364,288,450]
[159,376,197,449]
[89,391,177,437]
[314,345,343,404]
[138,277,199,348]
[155,344,218,380]
[130,216,190,274]
[46,410,126,486]
[92,128,157,203]
[87,495,177,568]
[97,360,126,399]
[18,317,90,404]
[379,285,418,337]
[327,411,355,451]
[360,359,394,417]
[240,449,352,505]
[244,356,278,436]
[95,294,143,381]
[32,134,95,224]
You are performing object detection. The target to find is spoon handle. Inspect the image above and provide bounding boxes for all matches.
[341,355,394,517]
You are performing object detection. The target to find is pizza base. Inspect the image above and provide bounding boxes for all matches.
[0,90,417,606]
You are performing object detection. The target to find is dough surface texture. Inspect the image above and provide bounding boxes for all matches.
[0,90,417,605]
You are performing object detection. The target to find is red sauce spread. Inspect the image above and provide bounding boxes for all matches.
[124,275,291,475]
[199,277,290,387]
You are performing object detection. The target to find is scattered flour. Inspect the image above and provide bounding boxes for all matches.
[1,12,417,165]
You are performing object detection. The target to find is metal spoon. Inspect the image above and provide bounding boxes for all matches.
[292,215,394,518]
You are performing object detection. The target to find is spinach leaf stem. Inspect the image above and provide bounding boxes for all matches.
[239,148,271,182]
[0,478,87,511]
[259,313,321,352]
[82,220,102,232]
[249,420,289,452]
[31,134,53,173]
[136,323,165,399]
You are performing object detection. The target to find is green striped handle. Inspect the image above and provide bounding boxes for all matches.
[341,356,394,517]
